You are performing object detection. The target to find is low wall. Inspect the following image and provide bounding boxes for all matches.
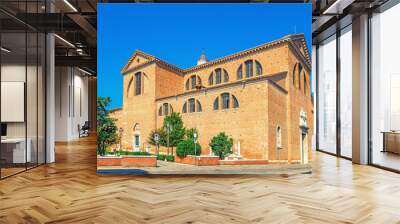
[175,155,220,166]
[97,156,157,167]
[219,160,269,165]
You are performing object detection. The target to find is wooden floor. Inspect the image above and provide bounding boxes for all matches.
[1,136,400,224]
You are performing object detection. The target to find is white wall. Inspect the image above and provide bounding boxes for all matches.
[54,67,89,141]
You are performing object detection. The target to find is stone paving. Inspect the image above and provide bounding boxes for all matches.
[97,160,312,175]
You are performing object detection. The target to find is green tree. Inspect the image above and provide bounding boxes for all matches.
[185,128,199,141]
[209,132,233,159]
[97,97,119,156]
[162,112,185,155]
[176,139,201,157]
[147,129,166,155]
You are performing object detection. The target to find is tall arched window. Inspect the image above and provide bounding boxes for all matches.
[223,69,229,82]
[303,72,307,95]
[208,73,214,85]
[127,77,133,97]
[298,63,303,90]
[293,64,296,86]
[182,102,187,113]
[276,126,282,149]
[255,61,262,76]
[196,100,202,112]
[209,68,229,86]
[185,79,190,90]
[135,72,142,95]
[233,95,239,108]
[213,97,219,110]
[237,65,243,80]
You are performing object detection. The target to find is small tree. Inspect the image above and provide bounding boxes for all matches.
[162,112,185,155]
[209,132,233,159]
[176,139,201,157]
[97,97,119,156]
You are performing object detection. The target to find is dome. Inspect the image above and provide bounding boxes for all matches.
[197,50,208,65]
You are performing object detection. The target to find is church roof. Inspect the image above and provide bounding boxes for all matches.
[121,34,311,75]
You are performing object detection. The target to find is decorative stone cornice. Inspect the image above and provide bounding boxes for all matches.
[120,34,311,76]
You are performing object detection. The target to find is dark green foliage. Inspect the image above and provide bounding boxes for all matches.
[97,97,119,156]
[157,154,166,161]
[165,155,175,162]
[162,112,186,149]
[176,139,201,157]
[209,132,233,159]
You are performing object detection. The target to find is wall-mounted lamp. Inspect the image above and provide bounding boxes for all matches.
[54,34,75,48]
[63,0,78,12]
[78,67,93,76]
[1,47,11,53]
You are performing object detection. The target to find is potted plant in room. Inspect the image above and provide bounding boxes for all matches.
[209,132,233,160]
[97,97,119,156]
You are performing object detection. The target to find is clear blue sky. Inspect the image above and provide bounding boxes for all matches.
[98,3,312,109]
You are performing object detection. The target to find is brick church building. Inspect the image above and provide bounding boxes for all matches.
[110,34,313,163]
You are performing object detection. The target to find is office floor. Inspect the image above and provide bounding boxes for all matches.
[372,150,400,171]
[0,136,400,223]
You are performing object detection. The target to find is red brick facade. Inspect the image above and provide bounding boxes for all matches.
[111,34,313,163]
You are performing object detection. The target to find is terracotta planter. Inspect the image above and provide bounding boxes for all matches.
[218,160,269,165]
[175,155,220,166]
[97,156,157,167]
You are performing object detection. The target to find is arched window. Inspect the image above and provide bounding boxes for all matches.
[223,69,229,82]
[183,98,202,113]
[293,63,297,87]
[213,97,219,110]
[245,60,253,78]
[158,106,162,116]
[186,75,201,91]
[189,98,195,113]
[303,72,307,95]
[233,95,239,108]
[237,65,243,80]
[135,72,142,95]
[298,63,303,90]
[196,100,202,112]
[255,60,262,76]
[159,103,173,116]
[208,73,214,86]
[276,126,282,149]
[185,79,190,90]
[209,68,229,86]
[182,102,187,113]
[214,93,239,110]
[221,93,230,109]
[127,77,133,97]
[215,68,222,84]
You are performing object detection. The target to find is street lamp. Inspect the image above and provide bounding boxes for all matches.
[193,131,198,164]
[154,133,160,156]
[118,127,123,155]
[165,122,172,155]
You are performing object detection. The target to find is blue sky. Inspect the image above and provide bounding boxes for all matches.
[98,3,311,109]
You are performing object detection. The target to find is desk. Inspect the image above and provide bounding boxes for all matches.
[382,131,400,154]
[1,138,31,163]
